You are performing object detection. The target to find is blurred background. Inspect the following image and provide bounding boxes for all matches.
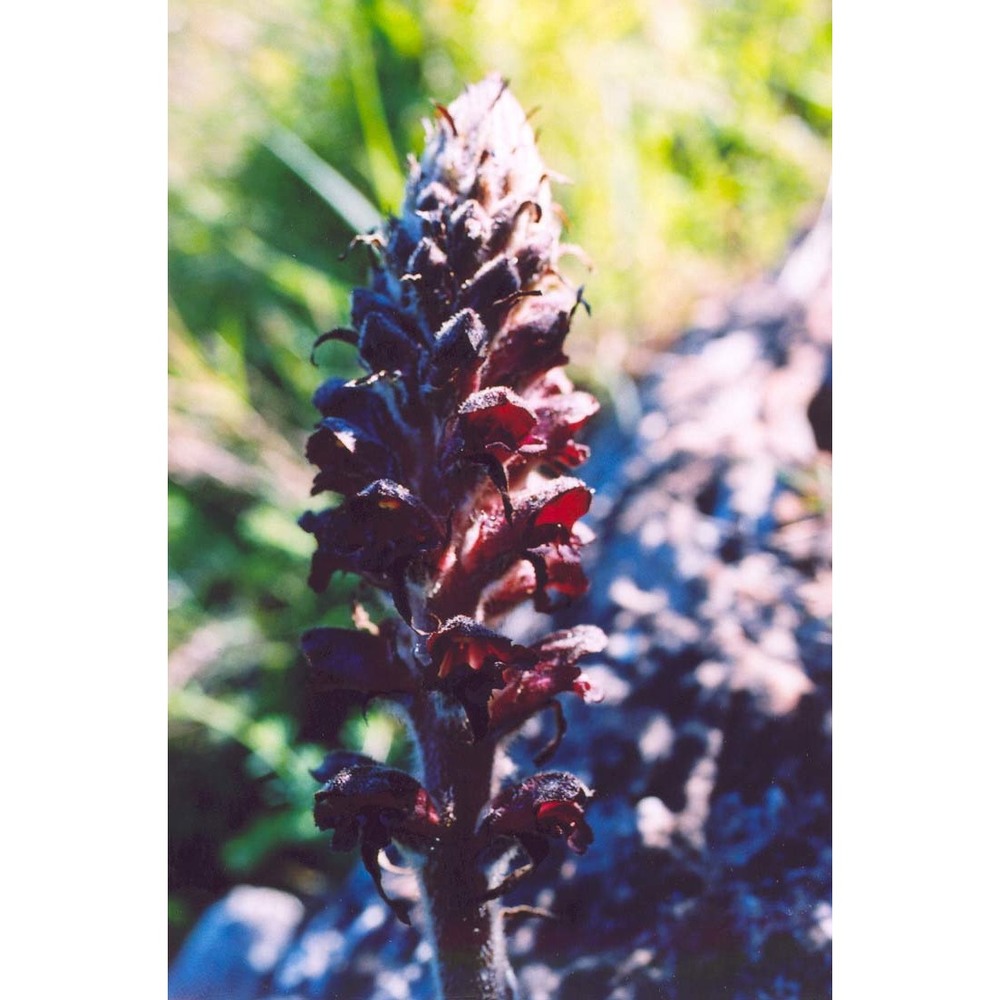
[167,0,831,959]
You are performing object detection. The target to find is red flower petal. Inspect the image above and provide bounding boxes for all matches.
[488,625,607,736]
[532,624,608,667]
[424,616,539,737]
[428,615,534,675]
[458,386,538,451]
[484,772,593,848]
[431,485,593,620]
[535,799,585,837]
[520,478,592,539]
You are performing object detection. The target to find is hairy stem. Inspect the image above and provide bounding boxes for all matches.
[410,691,512,999]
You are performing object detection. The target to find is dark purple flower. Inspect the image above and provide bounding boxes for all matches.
[426,615,537,738]
[305,417,399,497]
[301,479,444,618]
[479,772,594,900]
[456,387,538,458]
[488,625,607,750]
[314,754,441,924]
[480,289,578,389]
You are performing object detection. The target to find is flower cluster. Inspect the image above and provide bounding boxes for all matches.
[300,76,606,936]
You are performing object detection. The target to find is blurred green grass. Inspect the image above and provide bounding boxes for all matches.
[167,0,830,957]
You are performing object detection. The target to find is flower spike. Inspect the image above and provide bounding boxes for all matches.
[298,76,611,993]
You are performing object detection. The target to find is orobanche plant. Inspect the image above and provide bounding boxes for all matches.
[300,75,607,999]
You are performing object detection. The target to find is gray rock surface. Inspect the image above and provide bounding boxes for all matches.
[170,201,832,1000]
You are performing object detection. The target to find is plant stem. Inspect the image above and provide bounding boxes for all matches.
[410,691,513,1000]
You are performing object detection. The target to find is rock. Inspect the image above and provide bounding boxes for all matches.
[169,887,306,1000]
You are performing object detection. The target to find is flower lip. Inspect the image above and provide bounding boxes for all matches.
[458,386,538,452]
[519,386,600,469]
[300,481,445,615]
[535,799,585,837]
[481,770,596,887]
[487,624,608,743]
[432,479,594,614]
[479,531,591,618]
[351,480,441,542]
[513,478,593,550]
[486,772,592,827]
[530,483,591,529]
[427,614,537,679]
[425,615,539,738]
